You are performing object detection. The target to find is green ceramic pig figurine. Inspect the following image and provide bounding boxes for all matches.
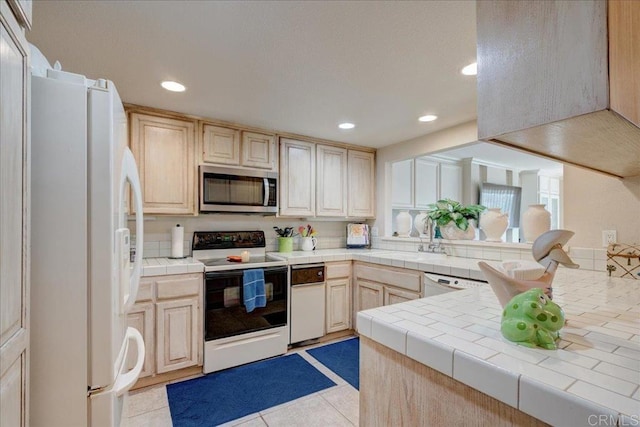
[501,288,565,350]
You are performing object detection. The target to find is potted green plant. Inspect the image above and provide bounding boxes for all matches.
[426,199,486,239]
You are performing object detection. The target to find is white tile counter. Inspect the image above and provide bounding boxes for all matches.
[142,257,204,277]
[268,248,489,281]
[357,268,640,425]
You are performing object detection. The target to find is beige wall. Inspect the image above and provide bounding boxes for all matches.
[563,165,640,248]
[373,121,479,236]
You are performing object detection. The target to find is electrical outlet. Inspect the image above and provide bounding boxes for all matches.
[602,230,617,247]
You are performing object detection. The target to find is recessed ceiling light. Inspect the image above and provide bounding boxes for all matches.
[461,62,477,76]
[418,115,438,122]
[338,122,355,130]
[161,81,186,92]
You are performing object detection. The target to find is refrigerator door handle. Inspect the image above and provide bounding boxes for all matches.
[112,327,145,396]
[121,147,144,312]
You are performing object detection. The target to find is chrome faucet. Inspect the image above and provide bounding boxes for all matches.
[418,219,446,254]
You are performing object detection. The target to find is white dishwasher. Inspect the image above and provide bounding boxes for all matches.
[423,273,488,297]
[290,263,325,344]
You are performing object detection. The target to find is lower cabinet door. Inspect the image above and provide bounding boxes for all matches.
[356,279,384,312]
[126,302,155,378]
[384,287,420,306]
[156,297,199,373]
[326,278,350,333]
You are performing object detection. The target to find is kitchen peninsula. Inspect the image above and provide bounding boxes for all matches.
[357,269,640,426]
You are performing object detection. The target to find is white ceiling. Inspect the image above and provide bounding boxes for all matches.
[27,0,478,148]
[28,1,562,171]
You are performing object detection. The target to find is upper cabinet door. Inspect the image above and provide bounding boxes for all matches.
[439,163,462,202]
[130,112,197,215]
[241,131,276,170]
[316,144,348,217]
[279,138,316,217]
[347,150,375,218]
[202,124,240,166]
[414,157,438,209]
[391,159,413,208]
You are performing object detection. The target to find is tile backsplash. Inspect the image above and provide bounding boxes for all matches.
[131,215,360,258]
[132,217,608,273]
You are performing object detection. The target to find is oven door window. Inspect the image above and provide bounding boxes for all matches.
[205,267,287,340]
[203,173,266,206]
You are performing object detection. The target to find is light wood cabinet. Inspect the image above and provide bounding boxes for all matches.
[241,131,276,170]
[0,2,29,425]
[609,0,640,128]
[202,126,276,171]
[126,302,155,378]
[317,144,348,217]
[384,287,420,305]
[477,0,640,178]
[126,273,203,383]
[325,262,352,333]
[279,138,316,216]
[202,124,240,165]
[353,262,423,328]
[347,150,375,218]
[156,297,199,373]
[355,280,384,312]
[129,112,197,214]
[280,140,375,218]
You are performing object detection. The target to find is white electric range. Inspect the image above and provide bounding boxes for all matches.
[192,231,289,373]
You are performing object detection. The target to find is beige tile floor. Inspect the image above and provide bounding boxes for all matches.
[122,337,359,427]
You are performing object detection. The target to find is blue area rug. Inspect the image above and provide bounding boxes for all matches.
[167,353,335,426]
[306,337,359,390]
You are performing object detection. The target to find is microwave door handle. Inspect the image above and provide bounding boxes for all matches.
[263,178,269,206]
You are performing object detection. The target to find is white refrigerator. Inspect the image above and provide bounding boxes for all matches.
[30,47,146,426]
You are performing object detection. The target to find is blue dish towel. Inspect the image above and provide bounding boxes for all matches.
[243,269,266,313]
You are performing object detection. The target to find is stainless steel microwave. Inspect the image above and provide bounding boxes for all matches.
[199,165,278,214]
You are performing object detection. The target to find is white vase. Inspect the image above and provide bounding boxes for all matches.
[522,204,551,243]
[414,211,429,237]
[440,222,476,240]
[480,208,509,242]
[395,210,412,237]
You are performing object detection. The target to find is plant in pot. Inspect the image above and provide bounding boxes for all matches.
[426,199,486,240]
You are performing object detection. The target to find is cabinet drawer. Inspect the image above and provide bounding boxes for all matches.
[136,280,154,302]
[354,263,421,292]
[156,274,202,299]
[326,262,351,279]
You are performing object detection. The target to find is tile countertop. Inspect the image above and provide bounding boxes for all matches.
[268,249,488,281]
[356,268,640,426]
[142,257,204,277]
